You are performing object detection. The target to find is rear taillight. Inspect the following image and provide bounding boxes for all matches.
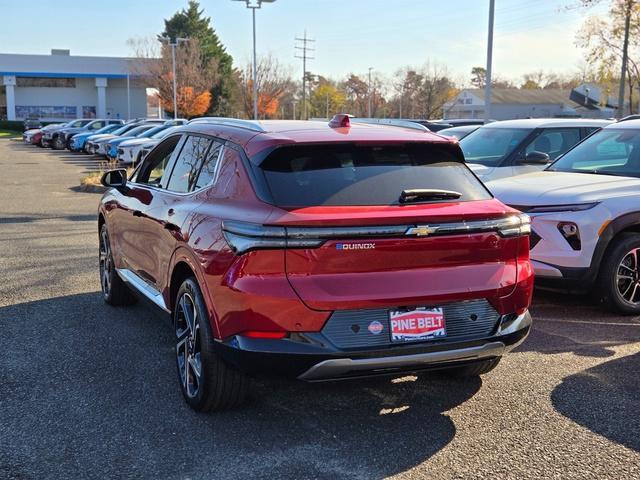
[222,214,531,255]
[495,214,531,238]
[222,221,323,255]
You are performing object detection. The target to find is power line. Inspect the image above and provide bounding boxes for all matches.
[295,30,315,120]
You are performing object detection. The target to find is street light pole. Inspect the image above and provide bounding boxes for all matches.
[160,36,188,119]
[368,67,373,117]
[170,43,177,118]
[484,0,495,122]
[252,7,258,119]
[233,0,276,120]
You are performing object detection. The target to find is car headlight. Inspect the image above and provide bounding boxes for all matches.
[513,202,599,214]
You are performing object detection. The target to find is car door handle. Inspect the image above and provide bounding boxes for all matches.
[133,210,144,217]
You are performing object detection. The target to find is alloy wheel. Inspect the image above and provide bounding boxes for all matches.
[99,228,112,295]
[616,248,640,304]
[175,293,202,399]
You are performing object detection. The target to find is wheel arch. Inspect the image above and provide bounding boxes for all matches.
[590,211,640,283]
[166,248,220,336]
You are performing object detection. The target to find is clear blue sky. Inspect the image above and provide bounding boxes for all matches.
[0,0,607,84]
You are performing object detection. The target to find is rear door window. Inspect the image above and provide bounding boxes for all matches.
[194,141,223,189]
[166,135,213,193]
[258,144,490,207]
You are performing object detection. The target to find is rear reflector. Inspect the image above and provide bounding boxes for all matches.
[239,331,287,339]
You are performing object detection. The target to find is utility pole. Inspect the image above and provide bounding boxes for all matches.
[159,36,188,119]
[295,30,315,120]
[292,100,297,120]
[484,0,495,122]
[232,1,277,120]
[617,0,633,119]
[368,67,373,117]
[126,73,131,120]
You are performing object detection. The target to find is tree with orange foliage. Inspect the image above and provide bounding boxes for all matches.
[129,37,217,118]
[240,55,293,119]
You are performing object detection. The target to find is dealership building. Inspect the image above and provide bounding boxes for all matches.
[0,50,151,121]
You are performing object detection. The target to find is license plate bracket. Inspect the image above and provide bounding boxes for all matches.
[389,307,446,342]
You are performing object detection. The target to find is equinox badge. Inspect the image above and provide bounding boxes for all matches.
[336,243,376,250]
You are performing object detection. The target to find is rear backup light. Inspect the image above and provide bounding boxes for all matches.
[239,331,287,339]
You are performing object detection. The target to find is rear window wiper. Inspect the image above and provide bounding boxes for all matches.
[399,189,462,203]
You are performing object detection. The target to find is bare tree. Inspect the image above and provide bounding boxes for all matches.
[239,54,292,119]
[387,63,457,119]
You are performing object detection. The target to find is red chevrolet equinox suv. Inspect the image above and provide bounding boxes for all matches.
[98,115,533,411]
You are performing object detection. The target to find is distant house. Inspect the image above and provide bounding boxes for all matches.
[444,88,615,120]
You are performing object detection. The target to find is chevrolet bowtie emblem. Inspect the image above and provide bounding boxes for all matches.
[406,225,438,236]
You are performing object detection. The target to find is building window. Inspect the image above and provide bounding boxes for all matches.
[15,106,77,119]
[82,106,96,118]
[465,98,473,104]
[16,77,76,88]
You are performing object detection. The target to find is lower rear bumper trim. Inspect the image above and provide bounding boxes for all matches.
[298,341,505,381]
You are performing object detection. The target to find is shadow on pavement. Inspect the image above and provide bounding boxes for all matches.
[0,293,481,479]
[551,351,640,452]
[518,289,640,358]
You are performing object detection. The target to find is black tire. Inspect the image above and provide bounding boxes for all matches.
[51,135,64,150]
[445,357,501,377]
[598,233,640,314]
[99,224,136,306]
[174,277,249,412]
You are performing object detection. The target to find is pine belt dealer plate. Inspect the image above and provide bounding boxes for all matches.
[389,308,446,342]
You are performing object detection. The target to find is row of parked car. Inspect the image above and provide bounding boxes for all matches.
[22,117,188,164]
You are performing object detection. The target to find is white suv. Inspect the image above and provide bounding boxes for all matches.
[487,120,640,314]
[460,119,611,182]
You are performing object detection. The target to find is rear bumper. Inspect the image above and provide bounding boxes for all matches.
[216,311,531,381]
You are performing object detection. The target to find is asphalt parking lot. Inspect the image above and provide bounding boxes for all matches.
[1,139,639,480]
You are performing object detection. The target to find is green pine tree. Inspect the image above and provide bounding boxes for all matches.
[161,1,237,116]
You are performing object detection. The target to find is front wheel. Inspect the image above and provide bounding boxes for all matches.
[174,278,249,411]
[598,233,640,314]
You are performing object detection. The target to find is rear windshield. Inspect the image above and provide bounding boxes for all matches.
[258,144,491,207]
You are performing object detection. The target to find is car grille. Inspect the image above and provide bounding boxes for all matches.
[321,299,500,350]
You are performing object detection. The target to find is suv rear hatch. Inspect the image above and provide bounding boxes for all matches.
[226,142,529,312]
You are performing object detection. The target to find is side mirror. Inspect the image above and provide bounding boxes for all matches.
[101,169,128,191]
[520,151,550,165]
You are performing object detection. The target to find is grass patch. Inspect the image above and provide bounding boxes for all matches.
[80,160,133,191]
[0,129,21,139]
